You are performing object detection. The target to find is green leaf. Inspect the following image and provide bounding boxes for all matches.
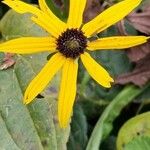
[0,67,46,149]
[14,55,70,150]
[0,10,70,149]
[86,85,148,150]
[67,104,88,150]
[0,114,20,150]
[117,112,150,150]
[124,136,150,150]
[0,9,48,40]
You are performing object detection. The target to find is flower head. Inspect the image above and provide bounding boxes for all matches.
[0,0,149,128]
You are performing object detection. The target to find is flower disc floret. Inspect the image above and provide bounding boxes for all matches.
[56,28,87,59]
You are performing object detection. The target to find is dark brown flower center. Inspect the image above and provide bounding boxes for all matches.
[56,28,87,59]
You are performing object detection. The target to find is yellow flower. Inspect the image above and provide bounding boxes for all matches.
[0,0,149,128]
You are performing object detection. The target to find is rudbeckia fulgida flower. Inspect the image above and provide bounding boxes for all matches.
[0,0,149,128]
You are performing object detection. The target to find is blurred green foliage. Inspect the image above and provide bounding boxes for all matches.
[0,9,70,150]
[0,0,150,150]
[117,112,150,150]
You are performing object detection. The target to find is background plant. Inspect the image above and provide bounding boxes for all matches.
[0,0,150,150]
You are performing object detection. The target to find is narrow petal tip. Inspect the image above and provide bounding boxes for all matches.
[23,97,31,105]
[1,0,7,5]
[103,77,114,88]
[23,101,28,105]
[147,37,150,40]
[110,77,114,83]
[23,93,34,105]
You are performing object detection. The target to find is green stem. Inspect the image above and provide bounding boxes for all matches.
[86,84,149,150]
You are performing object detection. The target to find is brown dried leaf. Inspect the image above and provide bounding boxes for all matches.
[116,13,150,86]
[116,2,150,62]
[127,41,150,62]
[115,54,150,87]
[127,4,150,35]
[116,20,150,62]
[110,2,150,87]
[0,53,15,70]
[83,0,102,23]
[116,20,128,35]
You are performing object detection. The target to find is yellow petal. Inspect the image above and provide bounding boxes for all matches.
[82,0,142,37]
[0,37,56,54]
[31,15,66,38]
[58,59,78,128]
[2,0,66,37]
[38,0,67,33]
[67,0,86,28]
[24,53,65,104]
[88,36,149,50]
[2,0,41,15]
[81,52,114,88]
